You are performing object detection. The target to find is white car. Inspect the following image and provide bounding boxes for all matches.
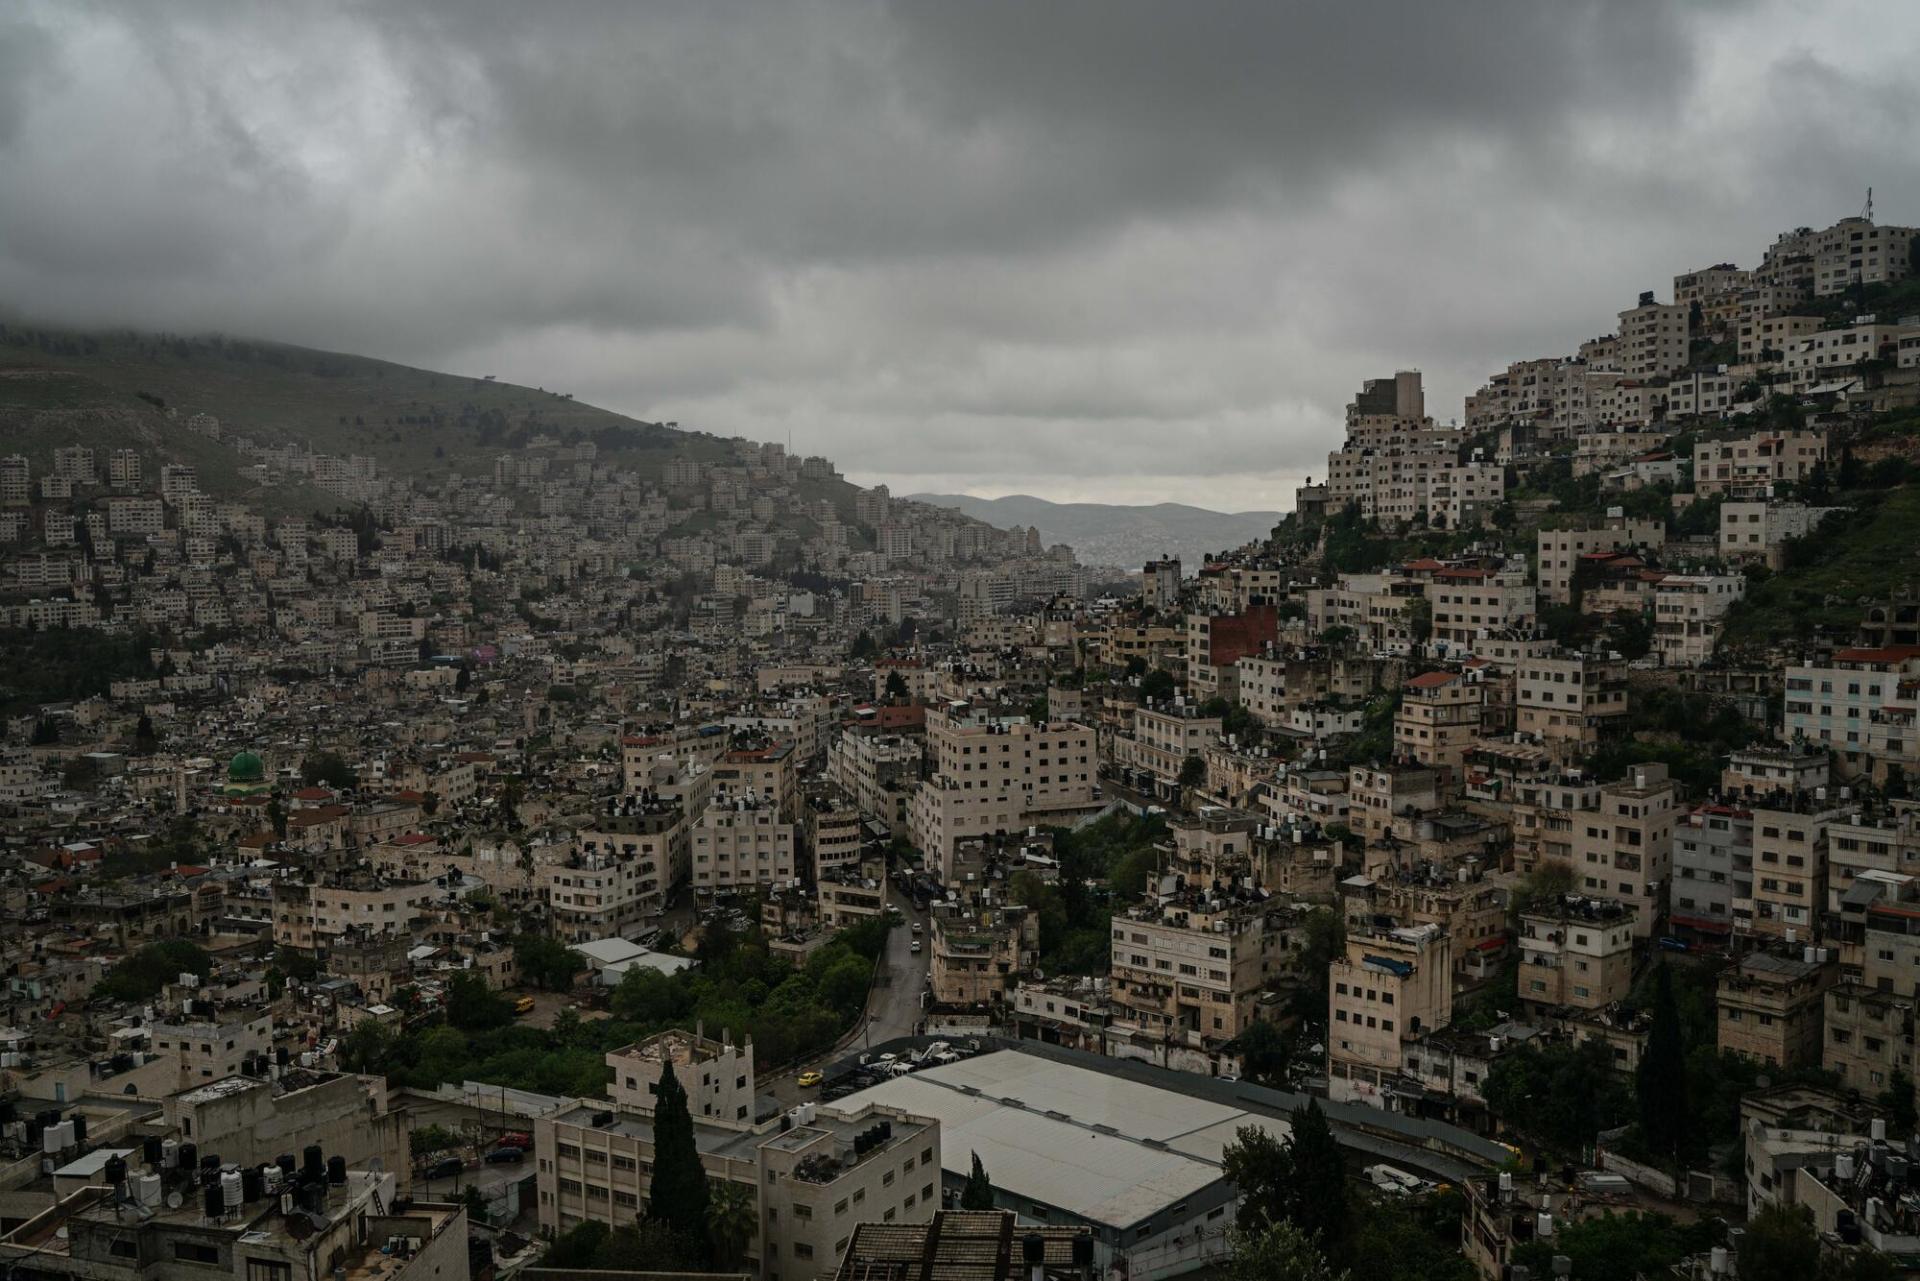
[910,940,922,954]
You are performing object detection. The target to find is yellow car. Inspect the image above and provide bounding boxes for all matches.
[797,1070,823,1088]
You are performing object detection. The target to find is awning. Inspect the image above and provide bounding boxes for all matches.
[1668,913,1732,933]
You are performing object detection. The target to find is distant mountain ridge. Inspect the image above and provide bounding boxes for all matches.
[907,492,1280,568]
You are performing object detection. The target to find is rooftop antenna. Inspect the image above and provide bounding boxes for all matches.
[1864,187,1873,222]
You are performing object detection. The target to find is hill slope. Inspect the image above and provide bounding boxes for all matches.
[908,492,1280,567]
[0,324,748,508]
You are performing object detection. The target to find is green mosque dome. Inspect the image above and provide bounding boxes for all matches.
[228,751,265,783]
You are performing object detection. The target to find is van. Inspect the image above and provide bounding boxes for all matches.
[513,996,536,1016]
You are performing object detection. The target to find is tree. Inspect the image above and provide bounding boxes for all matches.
[1222,1100,1350,1263]
[1226,1222,1348,1281]
[266,798,288,843]
[454,665,472,693]
[1879,1069,1919,1138]
[960,1151,995,1210]
[301,750,356,790]
[1140,668,1177,701]
[885,670,909,699]
[706,1180,755,1270]
[544,1221,612,1268]
[133,713,159,755]
[1638,964,1689,1164]
[647,1057,710,1249]
[515,933,581,991]
[462,1184,489,1226]
[446,971,512,1031]
[1507,859,1575,922]
[1511,1210,1707,1281]
[1737,1203,1821,1281]
[1178,754,1207,789]
[850,630,878,659]
[94,940,212,1002]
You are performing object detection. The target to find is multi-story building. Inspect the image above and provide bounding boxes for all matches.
[929,904,1037,1008]
[908,705,1096,878]
[1535,519,1665,605]
[1822,981,1914,1097]
[1516,896,1636,1013]
[1780,320,1919,392]
[1694,429,1828,498]
[1785,647,1920,777]
[1718,951,1840,1068]
[693,790,798,895]
[1570,764,1676,938]
[826,729,923,837]
[1327,923,1452,1108]
[1671,802,1751,942]
[1719,500,1848,567]
[1804,215,1919,295]
[1738,312,1820,363]
[1142,558,1182,611]
[1514,653,1629,757]
[548,803,689,939]
[1110,701,1222,794]
[1393,670,1483,773]
[107,447,142,491]
[606,1030,756,1123]
[1107,890,1297,1054]
[1748,793,1851,944]
[1652,574,1745,667]
[1616,292,1689,380]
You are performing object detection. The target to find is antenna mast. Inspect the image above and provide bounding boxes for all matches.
[1864,186,1873,222]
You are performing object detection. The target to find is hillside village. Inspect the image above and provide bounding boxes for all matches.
[0,208,1916,1281]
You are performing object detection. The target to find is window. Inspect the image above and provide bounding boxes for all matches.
[111,1242,139,1261]
[175,1244,222,1265]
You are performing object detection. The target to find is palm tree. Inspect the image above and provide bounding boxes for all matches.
[706,1180,755,1270]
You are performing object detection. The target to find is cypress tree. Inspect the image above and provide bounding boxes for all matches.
[1638,963,1689,1163]
[647,1058,710,1249]
[1286,1098,1351,1261]
[960,1151,995,1210]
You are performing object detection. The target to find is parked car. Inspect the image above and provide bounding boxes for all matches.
[484,1147,524,1165]
[513,995,536,1015]
[427,1157,464,1180]
[797,1070,823,1088]
[495,1131,532,1150]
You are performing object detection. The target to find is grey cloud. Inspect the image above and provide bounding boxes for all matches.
[2,1,1917,508]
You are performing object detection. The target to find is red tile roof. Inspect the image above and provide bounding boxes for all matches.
[1407,671,1459,689]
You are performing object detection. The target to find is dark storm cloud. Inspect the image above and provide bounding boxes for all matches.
[1,1,1916,507]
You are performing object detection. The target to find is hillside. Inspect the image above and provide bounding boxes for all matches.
[908,492,1281,568]
[0,323,761,510]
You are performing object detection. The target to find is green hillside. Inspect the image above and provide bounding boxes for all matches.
[0,322,741,501]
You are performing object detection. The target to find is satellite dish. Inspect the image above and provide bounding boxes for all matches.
[166,1192,183,1210]
[286,1214,315,1241]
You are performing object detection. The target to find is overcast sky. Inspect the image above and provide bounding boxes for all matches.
[4,2,1918,510]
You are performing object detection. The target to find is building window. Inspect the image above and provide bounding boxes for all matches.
[175,1244,222,1266]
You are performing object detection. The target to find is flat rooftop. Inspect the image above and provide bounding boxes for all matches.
[836,1050,1280,1231]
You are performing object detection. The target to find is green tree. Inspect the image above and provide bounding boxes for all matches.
[1738,1203,1821,1281]
[885,670,909,699]
[850,630,878,659]
[1222,1100,1351,1263]
[1485,1040,1633,1153]
[462,1184,489,1226]
[961,1151,996,1210]
[446,971,512,1031]
[706,1180,755,1270]
[267,798,288,843]
[515,933,581,991]
[133,713,159,754]
[647,1057,711,1250]
[1140,668,1177,701]
[1178,754,1207,789]
[1512,1210,1708,1281]
[1638,964,1689,1163]
[1879,1069,1919,1138]
[1226,1222,1348,1281]
[301,749,357,790]
[94,940,212,1002]
[544,1220,611,1268]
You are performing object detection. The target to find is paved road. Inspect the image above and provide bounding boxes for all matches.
[766,885,928,1109]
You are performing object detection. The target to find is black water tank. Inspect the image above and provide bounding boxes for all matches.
[203,1184,223,1219]
[299,1180,327,1215]
[103,1155,128,1187]
[276,1153,297,1177]
[241,1167,264,1202]
[178,1142,198,1173]
[200,1153,221,1173]
[0,1102,12,1125]
[1023,1233,1046,1265]
[143,1136,164,1167]
[1072,1234,1095,1267]
[276,1046,290,1067]
[302,1144,324,1179]
[326,1155,347,1186]
[70,1114,87,1144]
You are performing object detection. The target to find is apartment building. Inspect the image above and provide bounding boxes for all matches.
[1780,320,1918,392]
[826,730,923,837]
[1718,951,1840,1068]
[1694,429,1827,498]
[539,1089,939,1279]
[1514,653,1629,757]
[548,804,689,939]
[1535,519,1665,605]
[1108,893,1296,1051]
[818,865,888,931]
[1570,764,1676,939]
[1339,864,1505,978]
[1142,558,1182,610]
[692,790,798,895]
[908,705,1096,878]
[1671,803,1751,941]
[1804,216,1918,295]
[1111,701,1223,791]
[1184,604,1278,698]
[1393,670,1483,773]
[1785,647,1920,776]
[1426,566,1534,647]
[1653,574,1745,667]
[1346,763,1443,846]
[715,738,798,821]
[1516,896,1636,1013]
[1748,794,1851,944]
[1719,500,1848,566]
[1327,923,1452,1108]
[807,787,863,875]
[1428,461,1506,529]
[1616,292,1690,380]
[607,1030,756,1123]
[1823,981,1914,1096]
[150,1003,275,1088]
[1738,312,1820,362]
[929,904,1037,1008]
